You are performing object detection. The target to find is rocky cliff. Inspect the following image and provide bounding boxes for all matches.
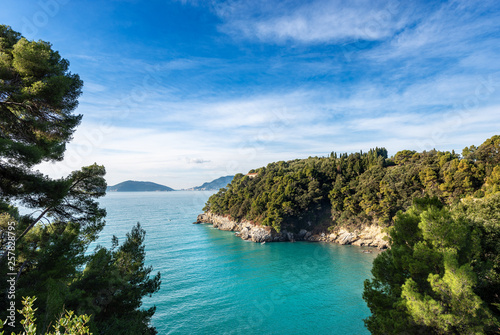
[195,212,389,249]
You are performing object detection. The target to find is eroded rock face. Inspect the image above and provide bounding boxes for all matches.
[350,225,389,248]
[250,228,272,243]
[195,213,208,223]
[196,212,389,249]
[305,226,389,249]
[197,212,273,243]
[338,232,355,245]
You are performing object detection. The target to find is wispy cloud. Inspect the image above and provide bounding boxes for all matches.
[208,0,413,44]
[366,0,500,63]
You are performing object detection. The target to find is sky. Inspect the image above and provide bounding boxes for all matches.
[1,0,500,189]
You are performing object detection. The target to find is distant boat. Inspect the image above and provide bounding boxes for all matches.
[261,242,266,245]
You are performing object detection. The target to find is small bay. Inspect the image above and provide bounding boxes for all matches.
[96,191,379,334]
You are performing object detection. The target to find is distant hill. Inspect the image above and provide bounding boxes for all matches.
[190,176,234,191]
[107,180,175,192]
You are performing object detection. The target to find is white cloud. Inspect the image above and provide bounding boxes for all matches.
[36,84,500,189]
[210,0,412,44]
[366,0,500,63]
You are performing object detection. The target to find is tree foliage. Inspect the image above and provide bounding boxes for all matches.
[0,25,82,165]
[68,223,161,335]
[363,196,500,334]
[205,137,499,233]
[0,24,83,214]
[0,296,92,335]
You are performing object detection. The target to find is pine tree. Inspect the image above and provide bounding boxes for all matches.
[0,25,83,212]
[0,26,160,334]
[363,197,500,334]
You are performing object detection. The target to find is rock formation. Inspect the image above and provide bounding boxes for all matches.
[195,212,389,249]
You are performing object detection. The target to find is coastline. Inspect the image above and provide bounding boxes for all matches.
[195,211,389,249]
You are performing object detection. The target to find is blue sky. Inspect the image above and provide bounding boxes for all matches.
[1,0,500,189]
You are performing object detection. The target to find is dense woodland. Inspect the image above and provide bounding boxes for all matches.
[0,26,160,334]
[205,137,500,234]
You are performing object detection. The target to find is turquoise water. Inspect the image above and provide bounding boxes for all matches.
[96,191,379,335]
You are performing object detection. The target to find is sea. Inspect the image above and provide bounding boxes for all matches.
[94,191,379,335]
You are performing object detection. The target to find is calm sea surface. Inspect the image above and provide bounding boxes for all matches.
[95,191,379,335]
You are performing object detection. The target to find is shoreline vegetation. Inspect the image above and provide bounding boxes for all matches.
[199,136,499,247]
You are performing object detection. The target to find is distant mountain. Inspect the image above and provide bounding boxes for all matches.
[190,176,234,191]
[107,180,175,192]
